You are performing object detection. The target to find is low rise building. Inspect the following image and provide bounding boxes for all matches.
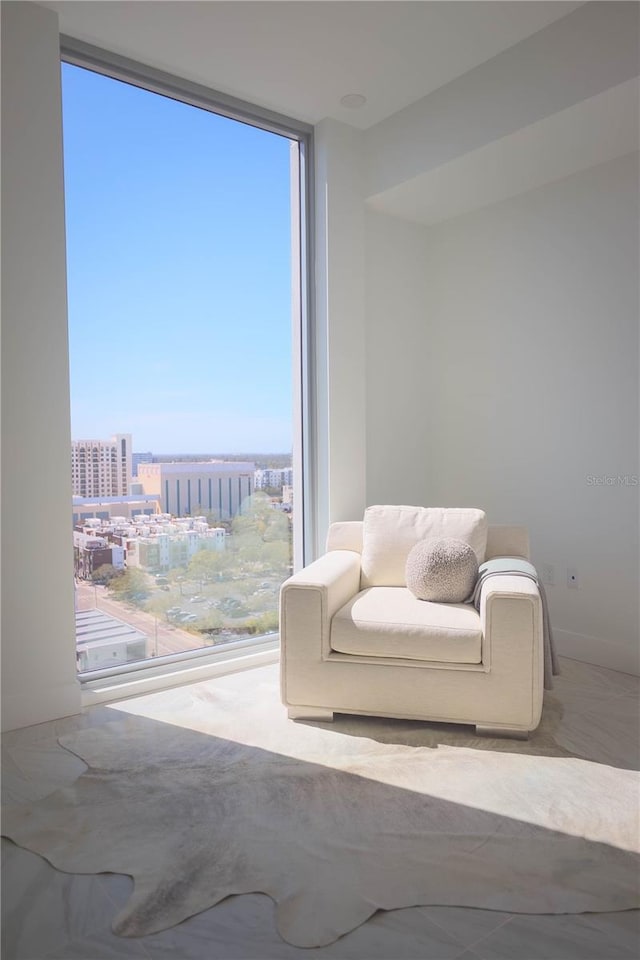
[72,494,161,524]
[254,467,293,490]
[73,531,126,579]
[75,513,226,574]
[130,525,225,572]
[138,461,254,518]
[75,608,147,672]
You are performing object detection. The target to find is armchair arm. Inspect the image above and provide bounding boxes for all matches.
[480,574,544,728]
[280,550,362,698]
[480,571,538,598]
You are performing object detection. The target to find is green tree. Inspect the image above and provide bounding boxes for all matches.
[201,513,232,533]
[231,492,289,554]
[187,548,226,581]
[108,567,151,604]
[199,609,224,632]
[233,492,287,542]
[244,610,279,635]
[91,563,120,586]
[145,593,175,620]
[262,540,289,568]
[230,494,290,575]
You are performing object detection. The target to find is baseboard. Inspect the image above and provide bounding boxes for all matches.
[1,679,83,733]
[554,628,639,677]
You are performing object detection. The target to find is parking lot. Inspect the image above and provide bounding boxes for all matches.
[75,572,281,664]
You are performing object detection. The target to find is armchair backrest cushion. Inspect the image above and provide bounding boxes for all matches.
[485,525,530,560]
[325,521,364,554]
[360,505,488,588]
[326,520,530,564]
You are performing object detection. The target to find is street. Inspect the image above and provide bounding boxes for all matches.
[75,580,214,659]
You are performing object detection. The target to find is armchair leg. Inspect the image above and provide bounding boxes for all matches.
[475,724,530,740]
[288,705,334,722]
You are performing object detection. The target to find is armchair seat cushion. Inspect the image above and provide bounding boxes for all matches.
[330,587,482,664]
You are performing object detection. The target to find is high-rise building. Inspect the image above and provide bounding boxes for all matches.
[132,451,153,477]
[71,434,132,498]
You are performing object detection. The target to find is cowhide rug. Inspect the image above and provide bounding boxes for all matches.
[2,674,639,948]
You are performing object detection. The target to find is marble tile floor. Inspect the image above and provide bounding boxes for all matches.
[1,656,638,960]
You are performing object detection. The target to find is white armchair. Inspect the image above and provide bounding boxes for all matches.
[280,517,544,738]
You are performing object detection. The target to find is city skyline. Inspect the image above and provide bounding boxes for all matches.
[71,430,292,520]
[61,63,293,454]
[71,434,292,462]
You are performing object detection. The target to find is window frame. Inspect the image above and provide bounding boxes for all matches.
[60,37,317,690]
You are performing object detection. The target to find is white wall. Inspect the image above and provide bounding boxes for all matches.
[1,1,82,730]
[314,119,367,544]
[364,212,430,504]
[366,154,639,675]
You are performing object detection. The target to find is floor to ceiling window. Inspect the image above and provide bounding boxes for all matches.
[60,49,312,677]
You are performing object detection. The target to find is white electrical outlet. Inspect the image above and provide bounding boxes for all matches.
[567,567,579,589]
[541,563,555,586]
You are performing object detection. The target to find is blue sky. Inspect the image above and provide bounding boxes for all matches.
[61,63,293,454]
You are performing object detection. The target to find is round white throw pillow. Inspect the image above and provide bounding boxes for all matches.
[405,537,478,602]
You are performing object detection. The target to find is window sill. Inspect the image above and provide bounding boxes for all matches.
[81,636,279,706]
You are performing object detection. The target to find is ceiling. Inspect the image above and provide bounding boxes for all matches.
[367,77,640,225]
[43,0,583,129]
[41,1,637,226]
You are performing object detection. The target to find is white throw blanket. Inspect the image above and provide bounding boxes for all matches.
[469,557,559,689]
